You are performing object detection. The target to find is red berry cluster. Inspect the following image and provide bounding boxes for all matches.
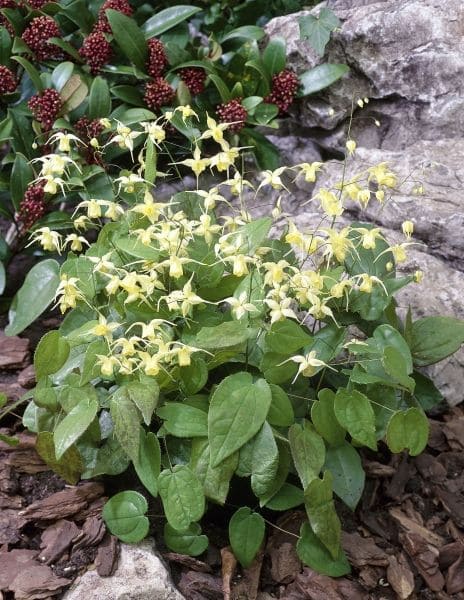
[179,67,206,96]
[79,31,113,75]
[94,0,133,34]
[27,0,56,8]
[147,38,168,77]
[75,116,105,165]
[265,69,300,115]
[17,183,46,232]
[216,98,248,133]
[144,77,175,112]
[0,1,15,37]
[0,0,15,7]
[28,88,61,131]
[22,16,62,62]
[0,65,17,95]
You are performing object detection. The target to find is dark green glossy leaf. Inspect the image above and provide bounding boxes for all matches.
[107,10,148,70]
[143,6,202,39]
[88,76,111,119]
[325,443,365,510]
[289,421,325,489]
[304,471,341,559]
[34,330,70,380]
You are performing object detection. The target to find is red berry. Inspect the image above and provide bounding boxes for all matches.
[0,0,16,7]
[216,98,248,133]
[22,16,62,61]
[94,0,133,34]
[179,67,206,96]
[18,182,47,232]
[28,88,61,131]
[265,69,300,115]
[144,78,175,111]
[79,31,113,75]
[146,38,168,77]
[0,65,17,95]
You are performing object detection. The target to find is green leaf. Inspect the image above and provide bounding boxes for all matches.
[299,9,340,56]
[194,320,250,351]
[381,346,415,392]
[334,389,377,450]
[102,491,149,543]
[411,371,443,411]
[0,262,4,296]
[258,439,290,506]
[244,128,280,170]
[373,324,413,373]
[164,522,208,557]
[110,388,141,463]
[251,421,279,497]
[60,74,88,113]
[124,380,159,426]
[54,395,98,460]
[207,73,231,103]
[233,217,273,254]
[208,372,272,467]
[263,37,286,75]
[386,408,429,456]
[308,323,346,363]
[266,319,313,355]
[144,137,157,185]
[311,388,345,447]
[5,259,60,336]
[289,421,325,489]
[49,37,83,62]
[34,331,70,380]
[179,355,208,395]
[143,6,202,39]
[325,443,365,510]
[0,27,12,67]
[12,56,43,92]
[221,26,265,43]
[267,384,294,427]
[36,431,83,485]
[10,152,34,210]
[265,483,304,511]
[88,76,111,119]
[158,465,205,530]
[410,317,464,366]
[299,63,349,96]
[297,522,350,577]
[157,402,208,438]
[190,438,237,505]
[107,9,147,70]
[304,471,341,559]
[51,62,74,92]
[229,507,265,568]
[134,429,161,497]
[261,351,298,384]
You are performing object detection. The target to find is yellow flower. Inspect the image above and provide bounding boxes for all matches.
[131,192,164,224]
[356,227,383,250]
[65,234,89,253]
[201,115,229,146]
[402,220,414,239]
[318,189,344,217]
[178,145,210,177]
[29,227,62,253]
[345,139,356,156]
[414,270,423,283]
[96,354,120,377]
[141,121,166,144]
[225,291,258,320]
[297,161,322,183]
[357,188,371,207]
[368,163,397,188]
[287,350,328,379]
[91,315,120,340]
[55,275,82,313]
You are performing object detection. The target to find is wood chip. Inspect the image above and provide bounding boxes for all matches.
[445,552,464,594]
[0,332,30,370]
[434,487,464,527]
[39,519,80,564]
[270,541,301,583]
[19,482,104,521]
[342,532,389,568]
[386,554,415,599]
[389,507,444,547]
[414,454,447,483]
[0,548,70,600]
[95,534,119,577]
[363,460,396,478]
[72,515,106,550]
[164,552,213,574]
[284,568,368,599]
[401,532,445,592]
[221,546,237,600]
[17,365,36,389]
[0,508,27,544]
[439,541,464,570]
[177,571,223,600]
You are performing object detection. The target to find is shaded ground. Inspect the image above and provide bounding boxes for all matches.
[1,313,463,599]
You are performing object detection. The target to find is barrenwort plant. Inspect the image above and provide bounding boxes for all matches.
[23,112,464,575]
[0,0,347,311]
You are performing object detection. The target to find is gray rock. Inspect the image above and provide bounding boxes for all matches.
[62,540,184,600]
[265,0,464,150]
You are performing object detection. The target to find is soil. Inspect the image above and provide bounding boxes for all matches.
[1,263,464,599]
